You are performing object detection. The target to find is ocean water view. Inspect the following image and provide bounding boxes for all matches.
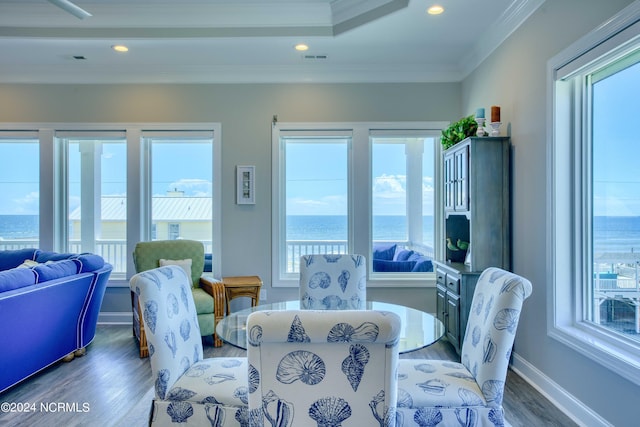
[0,215,39,240]
[286,215,435,243]
[2,214,640,254]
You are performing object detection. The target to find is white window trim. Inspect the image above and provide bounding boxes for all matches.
[0,122,222,287]
[271,121,447,288]
[547,1,640,385]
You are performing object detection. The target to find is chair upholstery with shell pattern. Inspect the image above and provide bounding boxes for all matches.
[247,309,401,426]
[395,267,532,427]
[299,254,367,310]
[132,240,226,358]
[130,265,248,426]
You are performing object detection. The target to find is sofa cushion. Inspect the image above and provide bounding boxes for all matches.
[373,259,416,272]
[33,260,79,283]
[0,267,37,292]
[373,243,396,261]
[72,254,105,273]
[0,248,39,271]
[35,251,75,263]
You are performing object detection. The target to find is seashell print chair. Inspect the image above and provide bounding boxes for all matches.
[299,254,367,310]
[247,309,401,426]
[396,267,532,427]
[132,239,226,358]
[130,265,248,426]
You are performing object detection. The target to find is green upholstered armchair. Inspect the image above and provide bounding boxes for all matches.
[131,240,225,358]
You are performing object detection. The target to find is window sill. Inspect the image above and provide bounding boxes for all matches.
[549,322,640,386]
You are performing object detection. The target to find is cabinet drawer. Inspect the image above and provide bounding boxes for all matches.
[446,275,460,294]
[435,268,447,286]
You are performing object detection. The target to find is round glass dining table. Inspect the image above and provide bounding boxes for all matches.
[215,300,445,354]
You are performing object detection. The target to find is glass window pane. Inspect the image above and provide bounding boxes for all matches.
[149,137,213,254]
[591,58,640,341]
[67,138,126,276]
[371,136,435,274]
[284,137,349,273]
[0,139,39,249]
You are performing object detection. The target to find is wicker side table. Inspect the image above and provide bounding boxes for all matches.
[222,275,263,315]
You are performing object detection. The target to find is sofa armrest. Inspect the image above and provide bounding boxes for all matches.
[199,276,225,347]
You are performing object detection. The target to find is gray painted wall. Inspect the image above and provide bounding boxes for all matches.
[0,82,460,315]
[462,0,638,425]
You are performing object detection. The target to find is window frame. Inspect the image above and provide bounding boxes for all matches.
[271,122,447,288]
[547,3,640,385]
[0,122,222,287]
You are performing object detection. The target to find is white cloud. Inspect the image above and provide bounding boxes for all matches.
[162,179,212,197]
[9,191,40,215]
[288,195,347,215]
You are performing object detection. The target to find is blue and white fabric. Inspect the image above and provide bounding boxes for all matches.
[130,265,248,426]
[299,254,367,310]
[247,309,401,426]
[396,267,532,427]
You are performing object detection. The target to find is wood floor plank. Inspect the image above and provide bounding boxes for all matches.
[0,325,576,426]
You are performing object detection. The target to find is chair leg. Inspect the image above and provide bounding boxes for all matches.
[135,299,150,358]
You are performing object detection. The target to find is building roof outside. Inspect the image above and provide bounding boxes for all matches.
[69,196,212,221]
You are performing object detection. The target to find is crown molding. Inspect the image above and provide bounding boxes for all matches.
[459,0,546,78]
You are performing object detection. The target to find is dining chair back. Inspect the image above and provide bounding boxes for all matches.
[299,254,367,310]
[396,267,532,426]
[130,265,247,426]
[247,309,401,426]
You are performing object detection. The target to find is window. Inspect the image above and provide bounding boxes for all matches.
[371,133,436,275]
[145,132,215,255]
[0,134,39,250]
[276,131,351,277]
[549,9,640,384]
[59,132,127,277]
[272,123,443,287]
[168,223,181,240]
[0,123,221,285]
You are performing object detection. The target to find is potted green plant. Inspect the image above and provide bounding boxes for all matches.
[440,115,478,149]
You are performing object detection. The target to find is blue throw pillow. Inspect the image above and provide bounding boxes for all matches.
[33,260,79,283]
[72,254,105,273]
[411,257,434,272]
[0,248,39,271]
[373,243,397,261]
[393,249,414,261]
[0,268,37,292]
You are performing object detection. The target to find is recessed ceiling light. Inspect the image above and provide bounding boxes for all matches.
[295,43,309,51]
[427,5,444,15]
[112,45,129,53]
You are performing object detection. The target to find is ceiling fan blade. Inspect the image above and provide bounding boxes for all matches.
[47,0,92,19]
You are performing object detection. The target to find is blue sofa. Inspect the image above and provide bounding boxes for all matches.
[0,248,112,393]
[372,243,433,273]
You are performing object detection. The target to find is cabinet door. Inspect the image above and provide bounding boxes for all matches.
[445,291,460,352]
[436,284,447,326]
[453,146,468,211]
[444,152,455,211]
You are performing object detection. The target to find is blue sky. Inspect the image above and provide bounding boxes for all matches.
[285,137,435,216]
[0,140,213,215]
[592,61,640,216]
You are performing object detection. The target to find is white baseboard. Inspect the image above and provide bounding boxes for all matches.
[98,311,132,325]
[510,352,612,427]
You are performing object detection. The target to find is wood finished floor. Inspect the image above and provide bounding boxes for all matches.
[0,325,577,427]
